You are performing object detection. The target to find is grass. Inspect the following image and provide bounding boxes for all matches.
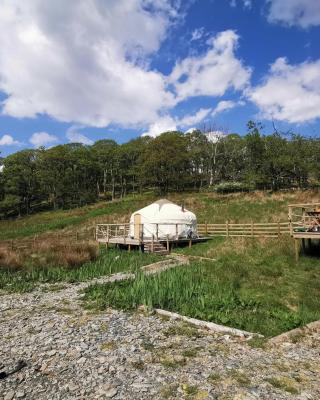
[0,194,156,240]
[266,376,299,394]
[83,235,320,337]
[1,190,318,241]
[1,189,320,337]
[0,247,160,293]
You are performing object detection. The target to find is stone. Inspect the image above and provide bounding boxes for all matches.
[4,391,15,400]
[103,388,118,398]
[1,265,319,400]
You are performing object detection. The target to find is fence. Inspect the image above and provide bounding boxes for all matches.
[197,222,291,238]
[0,221,295,253]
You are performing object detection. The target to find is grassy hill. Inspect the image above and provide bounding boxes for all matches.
[1,189,320,336]
[1,189,319,241]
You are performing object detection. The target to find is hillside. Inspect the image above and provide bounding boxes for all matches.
[1,189,319,241]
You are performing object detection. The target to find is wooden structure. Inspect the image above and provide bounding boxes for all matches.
[95,220,293,255]
[288,203,320,262]
[96,223,208,255]
[197,222,289,238]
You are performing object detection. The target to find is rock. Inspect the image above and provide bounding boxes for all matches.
[4,391,15,400]
[1,269,320,400]
[68,383,78,392]
[104,388,118,398]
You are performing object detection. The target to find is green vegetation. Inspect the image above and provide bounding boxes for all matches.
[1,124,319,219]
[0,194,155,240]
[266,376,299,394]
[0,189,317,240]
[83,236,320,337]
[0,248,160,293]
[1,189,320,338]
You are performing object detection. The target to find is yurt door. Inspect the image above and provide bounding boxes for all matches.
[134,214,142,239]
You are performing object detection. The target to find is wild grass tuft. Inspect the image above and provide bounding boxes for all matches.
[83,237,320,337]
[0,247,160,293]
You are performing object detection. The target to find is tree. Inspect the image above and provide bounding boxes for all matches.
[139,131,189,193]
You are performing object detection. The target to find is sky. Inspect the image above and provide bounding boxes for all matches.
[0,0,320,156]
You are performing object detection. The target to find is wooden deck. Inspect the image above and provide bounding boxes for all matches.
[98,236,209,245]
[288,203,320,262]
[95,223,210,254]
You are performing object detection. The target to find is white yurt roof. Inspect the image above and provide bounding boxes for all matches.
[130,199,196,223]
[129,199,197,239]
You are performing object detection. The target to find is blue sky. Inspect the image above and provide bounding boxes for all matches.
[0,0,320,156]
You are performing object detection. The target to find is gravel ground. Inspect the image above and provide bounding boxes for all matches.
[1,276,319,400]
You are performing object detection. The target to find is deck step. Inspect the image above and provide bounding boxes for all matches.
[144,241,169,255]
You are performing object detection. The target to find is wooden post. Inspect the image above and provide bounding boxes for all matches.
[302,207,306,225]
[278,221,281,237]
[226,220,229,237]
[128,244,131,252]
[251,221,254,237]
[294,239,299,264]
[166,235,169,252]
[175,224,178,240]
[205,221,208,236]
[76,231,79,241]
[151,234,154,253]
[189,239,192,248]
[140,224,144,242]
[156,224,159,240]
[288,206,293,236]
[302,238,305,252]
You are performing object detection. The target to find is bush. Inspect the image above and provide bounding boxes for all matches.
[213,181,253,194]
[0,241,99,271]
[0,248,23,271]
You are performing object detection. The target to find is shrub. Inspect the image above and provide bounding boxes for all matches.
[0,248,23,271]
[213,181,253,194]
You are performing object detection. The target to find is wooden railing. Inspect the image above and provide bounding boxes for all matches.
[197,222,291,238]
[96,223,132,241]
[95,222,195,242]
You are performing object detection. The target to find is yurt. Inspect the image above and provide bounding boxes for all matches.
[129,199,197,240]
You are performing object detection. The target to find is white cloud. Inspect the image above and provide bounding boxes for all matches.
[191,27,205,41]
[0,134,20,146]
[29,132,58,148]
[0,0,177,128]
[248,57,320,123]
[66,125,93,145]
[230,0,252,9]
[0,2,252,136]
[142,107,213,137]
[142,116,177,138]
[211,100,240,116]
[267,0,320,28]
[179,108,212,126]
[169,30,251,102]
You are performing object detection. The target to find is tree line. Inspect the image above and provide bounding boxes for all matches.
[0,121,319,218]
